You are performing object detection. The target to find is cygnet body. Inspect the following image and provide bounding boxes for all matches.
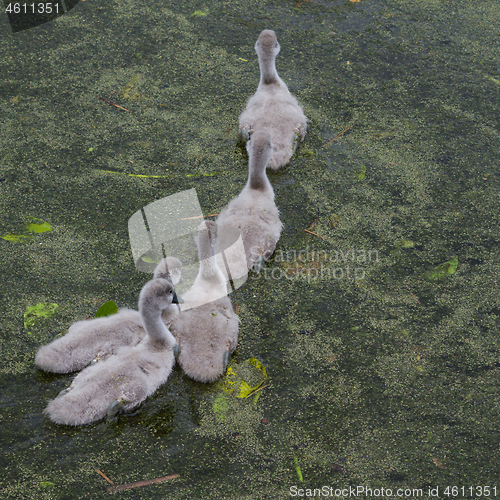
[35,257,181,373]
[239,29,307,169]
[171,221,239,383]
[44,279,179,426]
[216,130,282,279]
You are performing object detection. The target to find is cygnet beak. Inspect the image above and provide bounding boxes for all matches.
[172,291,184,304]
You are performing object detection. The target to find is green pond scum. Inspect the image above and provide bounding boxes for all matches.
[424,257,459,282]
[23,303,59,334]
[1,0,500,498]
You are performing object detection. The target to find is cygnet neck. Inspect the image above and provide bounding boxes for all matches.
[258,52,280,86]
[139,281,177,348]
[247,138,273,192]
[197,226,225,283]
[141,302,177,349]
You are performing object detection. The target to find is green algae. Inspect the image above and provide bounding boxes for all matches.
[424,257,459,282]
[23,303,59,334]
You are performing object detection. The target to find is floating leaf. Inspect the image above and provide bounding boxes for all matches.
[330,214,341,228]
[25,217,52,234]
[95,300,119,318]
[294,457,304,482]
[1,233,31,242]
[424,257,458,282]
[141,256,159,264]
[120,74,142,101]
[192,10,207,16]
[394,239,415,249]
[2,217,52,242]
[483,73,500,85]
[391,239,416,255]
[24,303,59,334]
[355,164,366,181]
[220,357,268,399]
[40,482,55,488]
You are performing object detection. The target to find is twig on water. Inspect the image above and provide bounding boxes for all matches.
[296,0,318,6]
[96,169,220,179]
[245,383,270,398]
[95,469,114,485]
[304,229,328,240]
[307,218,319,230]
[107,474,179,493]
[99,97,129,112]
[410,292,421,304]
[322,116,365,147]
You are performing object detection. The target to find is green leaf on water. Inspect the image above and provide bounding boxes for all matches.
[394,239,415,249]
[192,10,207,16]
[40,482,55,488]
[390,239,416,255]
[95,300,119,318]
[25,217,52,234]
[141,256,159,264]
[294,457,304,482]
[1,233,31,242]
[24,303,59,334]
[424,257,458,282]
[220,357,268,399]
[356,164,366,181]
[2,217,52,242]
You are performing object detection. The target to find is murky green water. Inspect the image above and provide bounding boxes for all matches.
[1,0,499,498]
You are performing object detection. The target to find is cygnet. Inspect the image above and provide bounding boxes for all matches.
[171,221,239,383]
[44,279,180,426]
[239,29,308,169]
[35,257,181,373]
[216,130,282,278]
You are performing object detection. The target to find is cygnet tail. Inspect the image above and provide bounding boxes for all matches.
[35,310,146,374]
[44,385,110,426]
[44,343,177,426]
[178,343,228,383]
[35,338,94,374]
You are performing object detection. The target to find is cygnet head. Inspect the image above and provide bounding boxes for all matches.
[248,130,273,191]
[153,256,181,285]
[255,29,280,58]
[139,279,179,315]
[255,30,281,85]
